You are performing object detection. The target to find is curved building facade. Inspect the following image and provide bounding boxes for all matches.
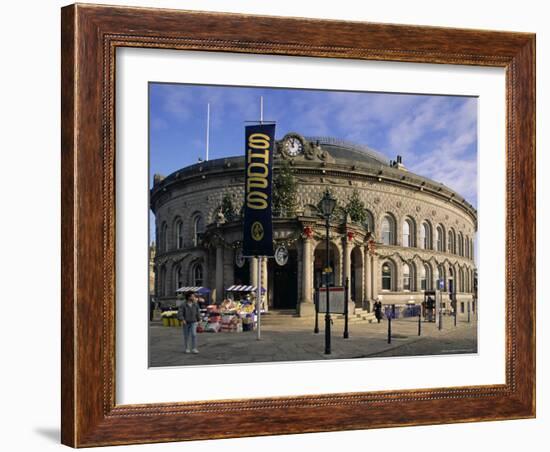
[150,133,477,316]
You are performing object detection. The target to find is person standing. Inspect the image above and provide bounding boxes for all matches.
[426,296,435,322]
[374,299,383,323]
[178,293,202,354]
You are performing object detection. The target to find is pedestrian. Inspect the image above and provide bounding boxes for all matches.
[177,293,202,354]
[426,296,435,322]
[374,299,383,323]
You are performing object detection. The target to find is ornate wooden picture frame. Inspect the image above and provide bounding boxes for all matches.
[61,3,535,447]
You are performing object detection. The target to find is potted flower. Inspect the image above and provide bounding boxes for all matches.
[160,310,178,326]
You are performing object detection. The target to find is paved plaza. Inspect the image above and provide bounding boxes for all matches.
[149,312,477,367]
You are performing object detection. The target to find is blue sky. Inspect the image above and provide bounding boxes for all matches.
[149,83,478,242]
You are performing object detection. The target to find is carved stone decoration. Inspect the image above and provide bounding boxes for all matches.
[304,142,316,160]
[215,210,226,225]
[235,249,245,268]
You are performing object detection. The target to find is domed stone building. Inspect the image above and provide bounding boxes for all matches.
[150,133,477,317]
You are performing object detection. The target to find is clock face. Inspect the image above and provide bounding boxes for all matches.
[283,136,303,157]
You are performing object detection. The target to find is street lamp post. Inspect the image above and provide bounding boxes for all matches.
[319,190,337,355]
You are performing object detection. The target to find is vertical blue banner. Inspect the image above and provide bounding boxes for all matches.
[243,124,275,257]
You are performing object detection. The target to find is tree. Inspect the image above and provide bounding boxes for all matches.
[344,190,368,223]
[220,193,235,221]
[273,160,297,217]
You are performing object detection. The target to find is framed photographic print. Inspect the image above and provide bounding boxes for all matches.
[61,3,535,447]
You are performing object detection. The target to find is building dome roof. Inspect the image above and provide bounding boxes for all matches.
[151,132,476,222]
[304,136,390,167]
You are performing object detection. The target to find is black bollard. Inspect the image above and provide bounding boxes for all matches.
[453,294,457,327]
[314,289,319,334]
[344,277,349,339]
[468,302,471,323]
[418,313,422,336]
[387,316,392,344]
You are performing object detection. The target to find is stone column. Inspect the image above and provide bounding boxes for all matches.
[300,237,314,316]
[250,256,258,287]
[364,247,372,311]
[261,257,268,311]
[343,238,352,299]
[357,246,365,308]
[372,254,379,301]
[215,246,224,303]
[223,247,235,289]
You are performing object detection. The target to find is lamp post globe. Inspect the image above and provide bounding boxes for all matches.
[319,190,337,218]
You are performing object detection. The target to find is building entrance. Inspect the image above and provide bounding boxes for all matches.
[270,250,297,309]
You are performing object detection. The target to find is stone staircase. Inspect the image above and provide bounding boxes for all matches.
[335,308,377,323]
[259,308,377,325]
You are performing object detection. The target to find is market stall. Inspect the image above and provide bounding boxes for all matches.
[175,286,211,307]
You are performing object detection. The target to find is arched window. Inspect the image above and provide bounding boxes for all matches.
[159,265,167,296]
[174,264,184,291]
[465,269,470,292]
[381,215,395,245]
[193,215,204,246]
[403,262,414,291]
[448,267,455,293]
[160,222,168,252]
[470,239,474,261]
[192,263,203,286]
[437,264,446,291]
[421,221,432,250]
[364,210,375,234]
[436,225,445,252]
[459,267,465,292]
[174,218,184,249]
[402,218,415,247]
[458,232,464,256]
[421,263,432,291]
[381,261,395,291]
[448,229,456,254]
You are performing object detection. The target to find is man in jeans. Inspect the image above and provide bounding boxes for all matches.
[177,293,202,353]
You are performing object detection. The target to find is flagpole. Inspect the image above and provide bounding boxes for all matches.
[205,103,210,161]
[257,96,264,340]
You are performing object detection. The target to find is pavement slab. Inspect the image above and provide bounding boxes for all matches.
[149,314,478,367]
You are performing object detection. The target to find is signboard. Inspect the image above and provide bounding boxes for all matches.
[317,286,346,314]
[242,124,275,257]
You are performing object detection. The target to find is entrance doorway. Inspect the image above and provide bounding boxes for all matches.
[270,250,297,309]
[233,259,250,286]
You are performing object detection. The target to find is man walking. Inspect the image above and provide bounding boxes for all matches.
[177,293,202,354]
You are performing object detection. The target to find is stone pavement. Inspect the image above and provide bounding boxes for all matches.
[149,313,478,367]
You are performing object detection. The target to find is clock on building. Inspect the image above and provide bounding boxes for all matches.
[282,134,304,157]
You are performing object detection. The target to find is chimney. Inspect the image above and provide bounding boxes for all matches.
[394,155,407,171]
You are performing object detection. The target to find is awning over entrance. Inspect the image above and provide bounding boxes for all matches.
[176,286,210,294]
[226,285,266,293]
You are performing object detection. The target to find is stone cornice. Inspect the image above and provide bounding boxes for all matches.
[150,156,477,223]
